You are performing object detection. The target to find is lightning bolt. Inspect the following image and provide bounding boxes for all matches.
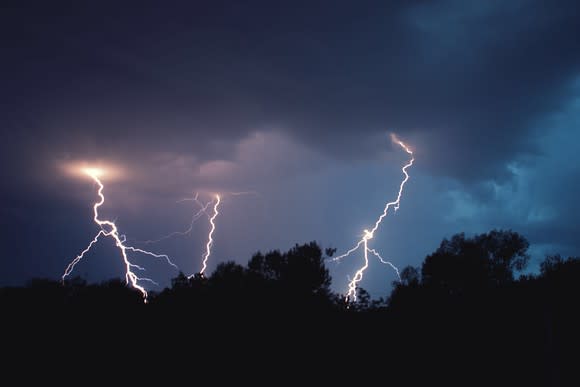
[62,168,178,303]
[139,191,223,279]
[332,134,414,302]
[368,248,401,282]
[140,192,213,244]
[194,194,221,278]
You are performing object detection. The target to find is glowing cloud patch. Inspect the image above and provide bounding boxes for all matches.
[61,161,125,182]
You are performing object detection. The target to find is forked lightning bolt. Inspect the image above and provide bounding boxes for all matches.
[368,248,401,281]
[140,192,213,244]
[332,134,414,302]
[195,194,221,277]
[62,168,177,302]
[139,191,223,279]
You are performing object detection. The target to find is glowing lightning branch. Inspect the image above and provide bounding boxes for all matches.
[141,193,213,244]
[62,168,177,302]
[193,194,221,278]
[345,231,371,301]
[62,230,105,279]
[332,134,414,302]
[139,191,223,279]
[368,248,401,282]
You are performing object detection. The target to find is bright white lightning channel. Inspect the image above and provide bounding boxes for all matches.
[62,167,177,303]
[195,194,221,278]
[141,192,213,245]
[332,134,414,302]
[139,191,222,279]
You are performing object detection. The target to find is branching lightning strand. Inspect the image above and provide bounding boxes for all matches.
[192,194,221,278]
[331,134,414,302]
[62,170,177,302]
[141,193,212,244]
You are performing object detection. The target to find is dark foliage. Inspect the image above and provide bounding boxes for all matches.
[2,232,579,385]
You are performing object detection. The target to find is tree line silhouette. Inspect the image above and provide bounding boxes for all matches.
[3,229,579,385]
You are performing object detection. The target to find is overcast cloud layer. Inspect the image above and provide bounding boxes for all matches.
[1,1,579,296]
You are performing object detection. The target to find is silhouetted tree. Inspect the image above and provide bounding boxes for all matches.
[210,261,246,287]
[421,230,529,295]
[540,254,580,276]
[400,266,420,286]
[247,242,332,296]
[208,261,248,310]
[171,272,192,290]
[244,242,335,313]
[387,265,423,311]
[2,231,580,384]
[538,254,580,298]
[351,288,371,311]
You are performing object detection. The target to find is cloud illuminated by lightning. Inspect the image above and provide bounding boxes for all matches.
[62,167,178,302]
[331,134,414,302]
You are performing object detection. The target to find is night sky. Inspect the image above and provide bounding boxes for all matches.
[2,1,580,298]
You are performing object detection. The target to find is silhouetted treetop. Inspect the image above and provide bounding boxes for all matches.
[399,266,420,287]
[421,230,529,293]
[3,231,579,384]
[539,254,580,293]
[247,241,331,296]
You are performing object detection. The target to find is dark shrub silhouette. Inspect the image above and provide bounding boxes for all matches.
[3,234,580,385]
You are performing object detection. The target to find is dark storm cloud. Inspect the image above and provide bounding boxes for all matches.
[2,0,580,186]
[3,1,580,294]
